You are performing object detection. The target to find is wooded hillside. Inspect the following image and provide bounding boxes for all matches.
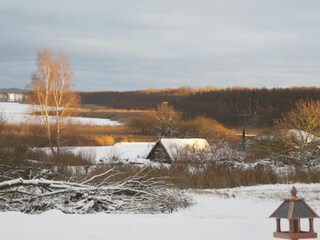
[79,87,320,127]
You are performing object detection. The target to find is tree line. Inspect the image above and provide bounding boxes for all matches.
[79,87,320,127]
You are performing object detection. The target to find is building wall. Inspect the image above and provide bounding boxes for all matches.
[148,142,172,164]
[0,93,8,102]
[7,93,25,102]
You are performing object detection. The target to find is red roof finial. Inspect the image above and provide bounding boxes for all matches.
[291,186,297,198]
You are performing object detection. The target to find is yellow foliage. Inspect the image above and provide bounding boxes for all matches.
[93,135,116,146]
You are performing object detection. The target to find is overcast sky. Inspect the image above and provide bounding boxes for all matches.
[0,0,320,91]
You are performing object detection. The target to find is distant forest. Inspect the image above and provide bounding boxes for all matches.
[79,87,320,127]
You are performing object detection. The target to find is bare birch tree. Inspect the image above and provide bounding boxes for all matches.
[28,49,79,154]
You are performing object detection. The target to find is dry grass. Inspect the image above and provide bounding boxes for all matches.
[0,122,155,148]
[66,124,156,146]
[83,162,320,189]
[2,123,320,188]
[75,105,152,124]
[26,150,91,166]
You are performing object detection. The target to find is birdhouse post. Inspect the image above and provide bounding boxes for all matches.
[270,186,319,240]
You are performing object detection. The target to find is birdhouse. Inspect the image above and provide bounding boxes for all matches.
[270,186,319,239]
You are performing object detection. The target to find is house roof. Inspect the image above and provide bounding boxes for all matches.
[112,142,155,159]
[287,129,320,143]
[148,138,209,160]
[37,142,155,164]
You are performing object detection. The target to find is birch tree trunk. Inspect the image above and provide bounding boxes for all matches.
[27,49,79,155]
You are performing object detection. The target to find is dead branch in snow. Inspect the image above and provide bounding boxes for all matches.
[0,168,190,214]
[81,167,115,185]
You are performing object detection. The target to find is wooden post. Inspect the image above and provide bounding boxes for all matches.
[293,219,300,233]
[241,128,246,151]
[289,219,294,233]
[309,218,314,233]
[276,218,281,232]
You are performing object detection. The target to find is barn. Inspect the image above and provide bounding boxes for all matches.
[146,138,209,164]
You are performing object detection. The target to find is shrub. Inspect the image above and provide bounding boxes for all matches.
[178,117,236,139]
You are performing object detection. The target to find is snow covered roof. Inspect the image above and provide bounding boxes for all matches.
[87,142,155,163]
[160,138,209,151]
[35,139,209,164]
[149,138,209,161]
[111,142,155,160]
[287,129,320,144]
[36,142,155,164]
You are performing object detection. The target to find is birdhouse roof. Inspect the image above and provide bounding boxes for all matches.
[270,198,319,219]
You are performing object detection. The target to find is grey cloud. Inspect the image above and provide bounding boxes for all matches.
[0,0,319,90]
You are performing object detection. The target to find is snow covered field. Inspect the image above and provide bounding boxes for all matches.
[38,139,211,165]
[0,102,120,126]
[37,142,155,164]
[1,183,320,240]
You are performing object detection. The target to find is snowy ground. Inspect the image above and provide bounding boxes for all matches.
[37,142,155,164]
[36,139,212,165]
[0,102,120,126]
[1,183,320,240]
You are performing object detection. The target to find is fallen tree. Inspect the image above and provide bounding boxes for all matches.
[0,168,190,214]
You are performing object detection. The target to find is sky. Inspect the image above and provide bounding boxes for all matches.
[0,0,320,91]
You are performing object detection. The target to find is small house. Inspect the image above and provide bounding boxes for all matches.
[0,93,8,102]
[146,138,209,164]
[7,93,25,102]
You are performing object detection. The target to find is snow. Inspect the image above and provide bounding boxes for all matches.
[37,142,155,164]
[159,138,209,159]
[1,183,320,240]
[160,138,209,151]
[37,140,209,165]
[66,116,120,126]
[0,102,32,124]
[112,142,155,160]
[36,139,210,165]
[287,129,320,143]
[0,102,120,126]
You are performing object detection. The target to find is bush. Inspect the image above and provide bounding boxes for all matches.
[128,111,156,135]
[178,117,236,139]
[26,150,92,166]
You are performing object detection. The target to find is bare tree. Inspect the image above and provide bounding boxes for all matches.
[275,100,320,150]
[257,100,320,166]
[154,102,180,137]
[27,49,79,154]
[0,113,6,157]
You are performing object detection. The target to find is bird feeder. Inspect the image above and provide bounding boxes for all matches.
[270,186,319,239]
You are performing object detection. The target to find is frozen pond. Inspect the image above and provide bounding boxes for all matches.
[0,102,121,126]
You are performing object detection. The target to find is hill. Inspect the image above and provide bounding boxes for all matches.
[79,87,320,127]
[0,88,27,93]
